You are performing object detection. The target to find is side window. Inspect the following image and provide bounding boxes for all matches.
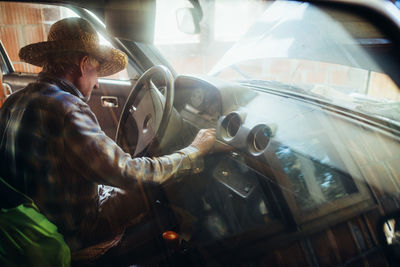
[0,2,130,80]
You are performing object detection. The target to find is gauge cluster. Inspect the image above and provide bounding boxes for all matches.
[174,75,225,126]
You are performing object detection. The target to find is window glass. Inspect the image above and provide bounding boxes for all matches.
[0,2,130,80]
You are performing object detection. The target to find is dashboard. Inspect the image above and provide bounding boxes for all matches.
[169,74,394,245]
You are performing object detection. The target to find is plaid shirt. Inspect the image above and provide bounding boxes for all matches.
[0,73,203,251]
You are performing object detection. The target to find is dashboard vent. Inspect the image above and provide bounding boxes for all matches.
[220,112,242,141]
[247,124,272,155]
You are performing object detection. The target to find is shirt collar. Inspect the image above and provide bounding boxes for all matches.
[38,72,88,102]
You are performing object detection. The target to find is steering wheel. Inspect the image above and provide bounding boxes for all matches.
[116,65,174,156]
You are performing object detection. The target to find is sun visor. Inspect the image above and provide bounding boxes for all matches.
[104,0,156,44]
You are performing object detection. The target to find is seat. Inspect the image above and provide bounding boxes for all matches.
[0,66,12,107]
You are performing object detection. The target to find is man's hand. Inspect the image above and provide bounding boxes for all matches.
[190,128,216,156]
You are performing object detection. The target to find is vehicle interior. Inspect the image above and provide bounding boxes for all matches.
[1,0,400,266]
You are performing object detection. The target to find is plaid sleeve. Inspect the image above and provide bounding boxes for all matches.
[63,103,203,189]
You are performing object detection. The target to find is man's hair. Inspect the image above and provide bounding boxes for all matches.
[42,52,99,76]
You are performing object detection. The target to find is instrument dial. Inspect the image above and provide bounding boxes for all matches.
[190,88,205,108]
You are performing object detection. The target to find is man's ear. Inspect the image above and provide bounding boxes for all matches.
[79,55,90,77]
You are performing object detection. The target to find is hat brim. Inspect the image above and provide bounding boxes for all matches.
[19,40,128,77]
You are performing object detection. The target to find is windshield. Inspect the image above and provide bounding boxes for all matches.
[154,0,400,124]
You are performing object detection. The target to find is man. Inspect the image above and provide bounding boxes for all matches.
[0,17,216,258]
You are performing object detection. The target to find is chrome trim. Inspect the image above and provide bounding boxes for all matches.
[101,96,119,108]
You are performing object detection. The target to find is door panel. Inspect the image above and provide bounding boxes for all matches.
[88,79,134,140]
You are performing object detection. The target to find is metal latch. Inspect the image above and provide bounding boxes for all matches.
[101,96,119,108]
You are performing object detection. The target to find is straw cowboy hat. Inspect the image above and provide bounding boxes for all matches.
[19,17,128,77]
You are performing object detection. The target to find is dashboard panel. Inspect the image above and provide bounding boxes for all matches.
[171,74,398,234]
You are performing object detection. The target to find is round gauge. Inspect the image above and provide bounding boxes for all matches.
[190,88,205,108]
